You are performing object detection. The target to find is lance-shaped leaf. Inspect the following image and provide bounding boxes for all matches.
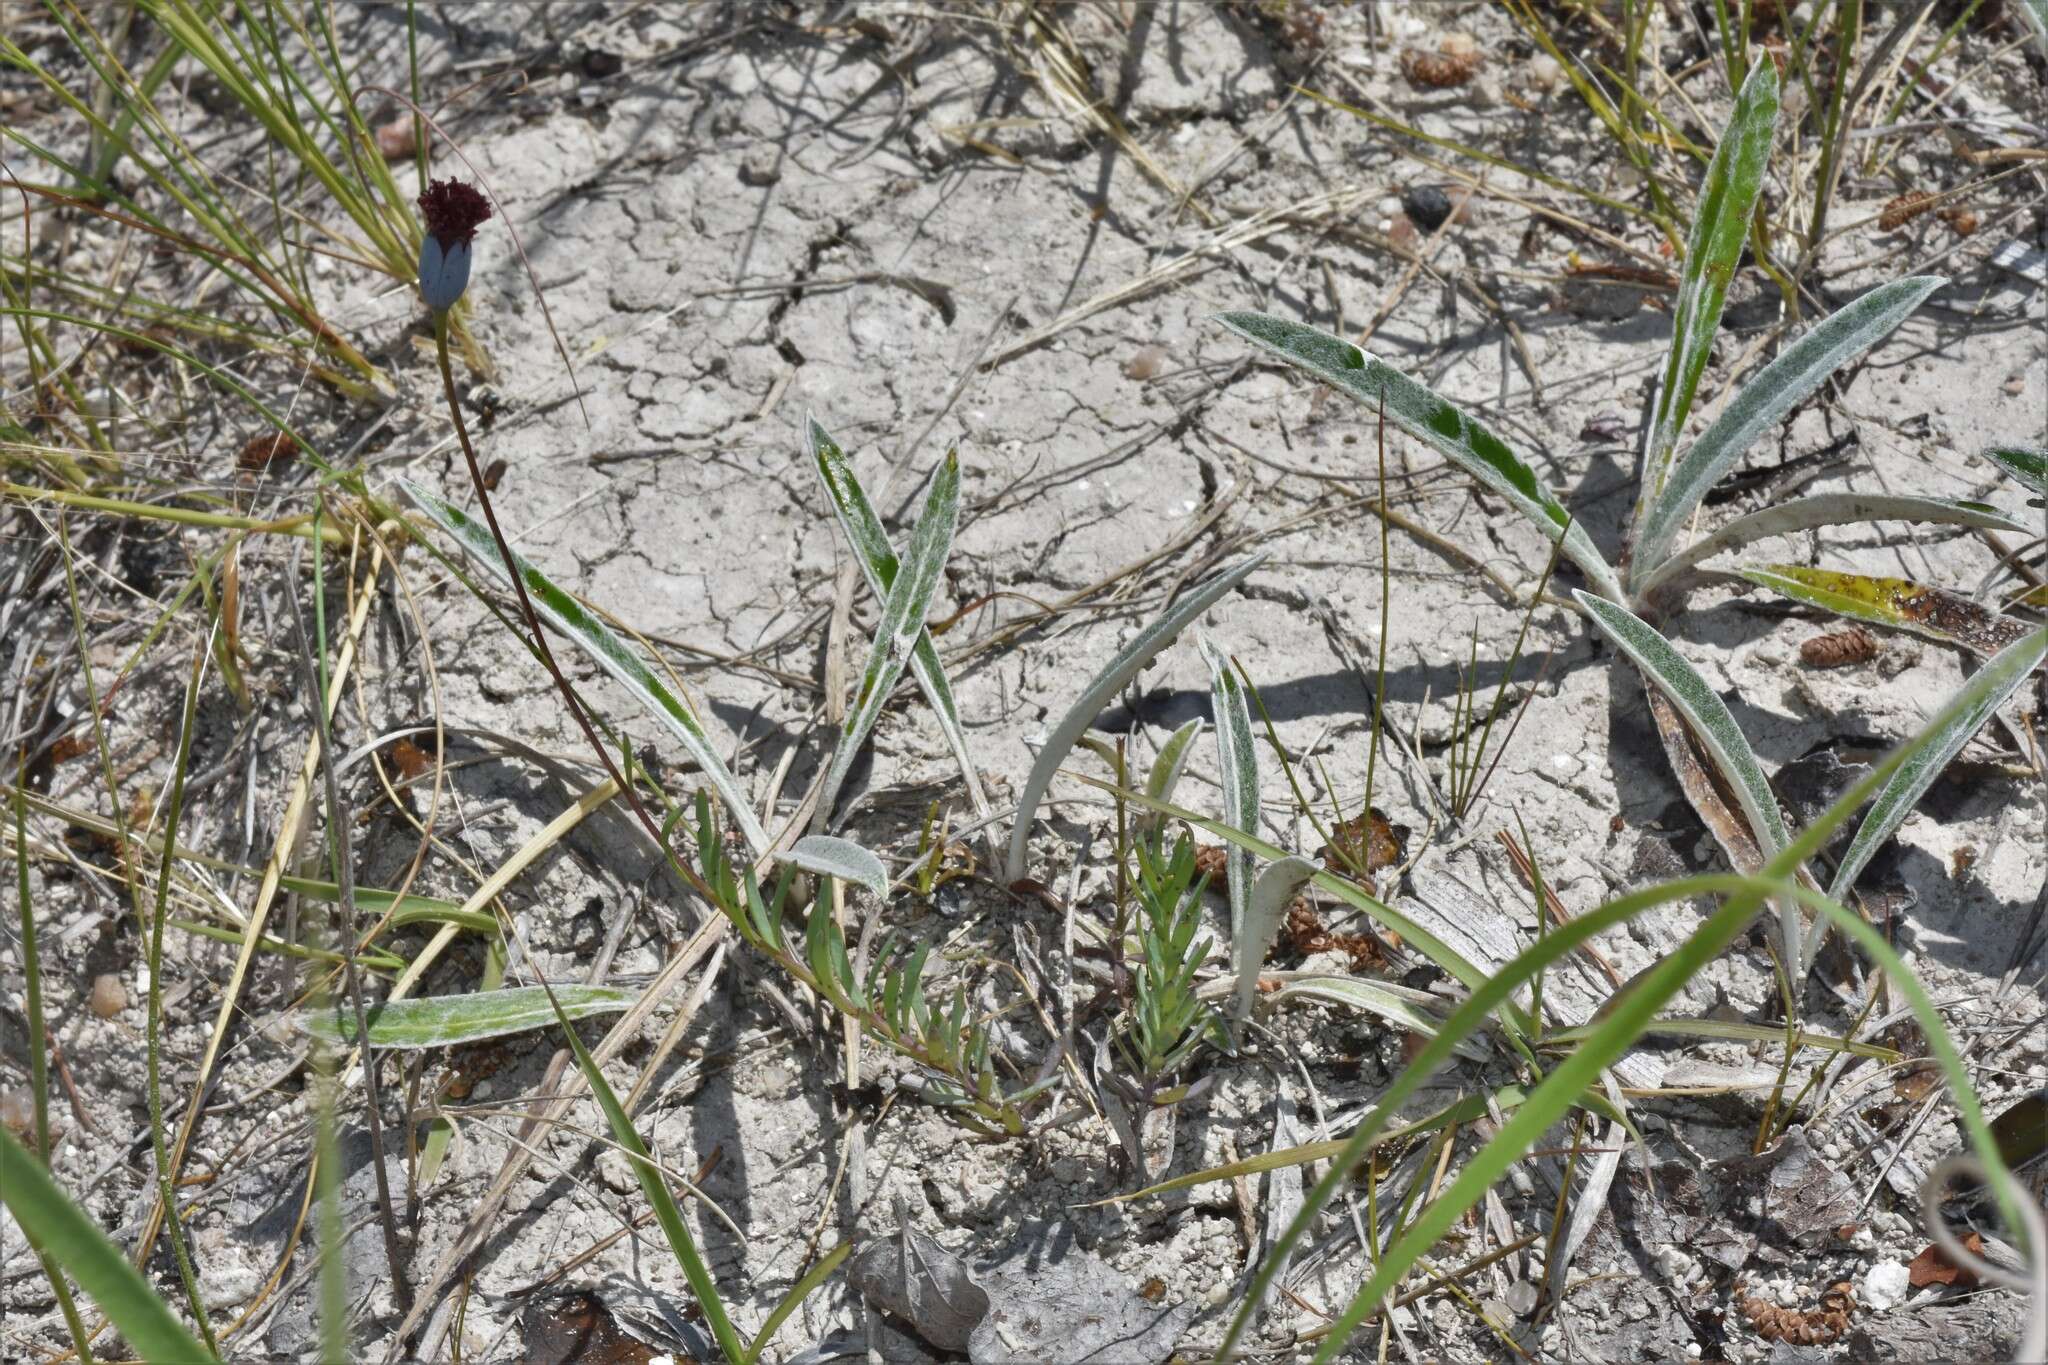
[1740,565,2036,657]
[1198,632,1259,991]
[783,833,889,900]
[0,1130,220,1363]
[402,480,770,856]
[1005,553,1266,883]
[1212,312,1623,601]
[1982,444,2048,499]
[813,454,960,830]
[1636,275,1945,573]
[1828,627,2048,902]
[303,985,638,1048]
[808,417,995,850]
[1234,856,1316,1020]
[1576,593,1789,858]
[1637,488,2024,598]
[1643,60,1779,495]
[1139,717,1204,833]
[1264,974,1492,1060]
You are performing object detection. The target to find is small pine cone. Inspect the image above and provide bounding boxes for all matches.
[1192,844,1229,882]
[1800,624,1879,668]
[1878,190,1938,231]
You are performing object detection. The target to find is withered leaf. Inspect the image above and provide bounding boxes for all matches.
[1908,1232,1984,1288]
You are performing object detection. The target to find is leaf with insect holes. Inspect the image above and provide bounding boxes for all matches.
[1643,60,1778,497]
[1197,632,1258,989]
[1827,628,2047,904]
[1005,554,1266,882]
[401,480,770,856]
[783,834,889,900]
[1636,276,1945,574]
[1234,856,1315,1020]
[813,454,960,831]
[1739,565,2036,657]
[1575,594,1789,859]
[1982,444,2048,499]
[1212,312,1623,602]
[1638,488,2023,597]
[808,418,994,849]
[0,1130,220,1363]
[302,985,638,1048]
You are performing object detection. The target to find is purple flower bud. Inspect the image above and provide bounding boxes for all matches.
[416,178,492,312]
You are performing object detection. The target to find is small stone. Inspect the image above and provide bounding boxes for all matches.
[597,1146,639,1195]
[1863,1260,1911,1312]
[738,147,779,187]
[89,973,126,1018]
[1402,185,1454,233]
[1504,1279,1539,1317]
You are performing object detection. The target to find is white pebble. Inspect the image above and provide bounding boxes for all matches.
[1863,1260,1911,1312]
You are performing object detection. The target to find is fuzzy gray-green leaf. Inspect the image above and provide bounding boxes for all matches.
[1005,554,1266,882]
[1637,276,1942,573]
[808,417,994,850]
[1575,593,1788,858]
[1213,312,1622,601]
[1829,628,2048,901]
[813,453,960,830]
[1234,857,1316,1021]
[1644,60,1778,493]
[1197,632,1260,998]
[303,986,638,1049]
[402,480,770,856]
[784,834,890,900]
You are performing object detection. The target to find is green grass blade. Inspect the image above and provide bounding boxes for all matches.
[741,1241,854,1365]
[1637,276,1943,573]
[1738,565,2036,657]
[1197,633,1259,999]
[1639,485,2020,596]
[1213,312,1623,601]
[1644,60,1779,495]
[302,985,637,1049]
[812,453,960,830]
[807,418,994,845]
[1576,593,1789,857]
[1005,554,1266,882]
[1982,444,2048,498]
[0,1128,219,1363]
[1829,628,2047,901]
[783,834,889,900]
[400,480,770,855]
[1234,856,1315,1020]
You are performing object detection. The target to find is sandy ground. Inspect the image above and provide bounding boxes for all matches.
[3,2,2047,1362]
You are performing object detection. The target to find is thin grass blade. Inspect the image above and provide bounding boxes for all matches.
[1639,486,2021,595]
[401,480,770,855]
[303,985,638,1049]
[1637,276,1943,573]
[1212,313,1622,600]
[784,834,889,900]
[1005,553,1265,881]
[1575,593,1788,857]
[1643,60,1779,497]
[1198,632,1259,993]
[807,418,994,846]
[1233,856,1315,1020]
[1739,565,2036,656]
[812,453,960,829]
[0,1129,219,1363]
[1828,627,2047,902]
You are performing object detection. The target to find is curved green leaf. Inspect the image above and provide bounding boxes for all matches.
[1639,486,2018,596]
[303,985,637,1048]
[1636,275,1946,574]
[1144,717,1205,811]
[1739,565,2036,656]
[1644,60,1779,494]
[401,480,770,856]
[1576,592,1789,858]
[1982,444,2048,498]
[1265,974,1492,1060]
[0,1129,219,1362]
[1197,632,1259,994]
[1005,554,1266,882]
[808,417,994,848]
[1212,312,1622,601]
[1829,628,2047,901]
[1234,856,1316,1020]
[784,834,889,900]
[813,454,960,830]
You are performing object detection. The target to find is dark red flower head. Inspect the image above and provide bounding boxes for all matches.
[418,178,492,249]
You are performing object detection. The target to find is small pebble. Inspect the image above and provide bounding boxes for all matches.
[90,973,126,1018]
[1403,185,1454,233]
[1123,345,1169,381]
[1864,1260,1911,1312]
